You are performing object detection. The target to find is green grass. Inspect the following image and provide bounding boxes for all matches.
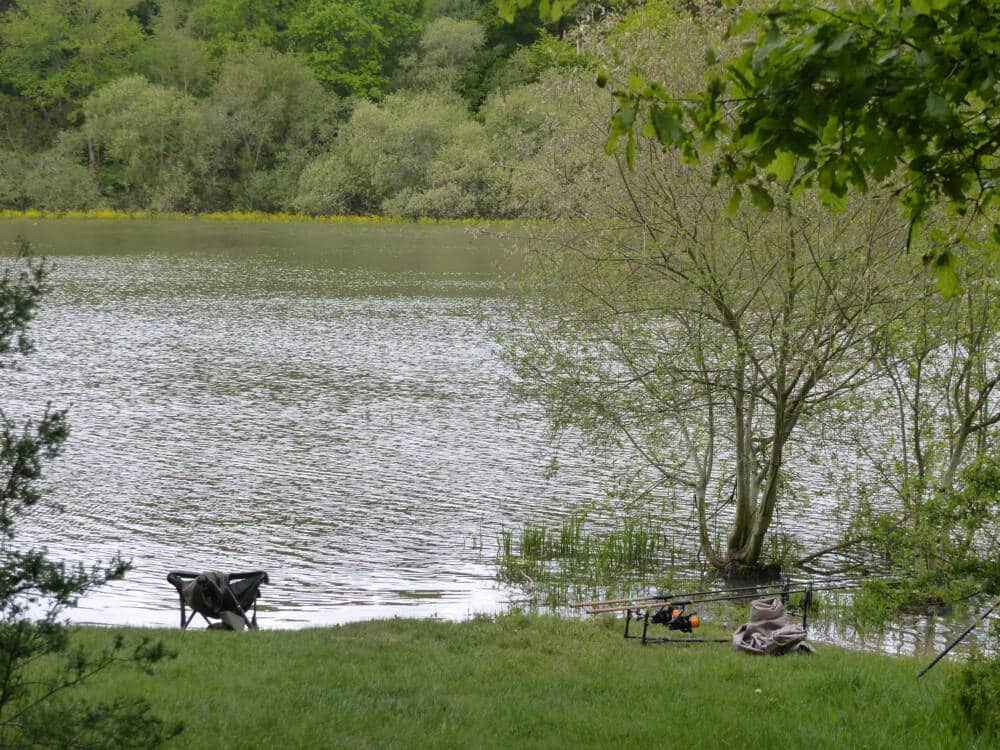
[64,615,990,749]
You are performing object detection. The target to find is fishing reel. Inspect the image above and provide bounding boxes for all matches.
[650,602,701,633]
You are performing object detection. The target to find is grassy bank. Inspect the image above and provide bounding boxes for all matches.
[66,614,988,749]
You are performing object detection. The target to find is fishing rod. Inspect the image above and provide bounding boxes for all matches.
[570,581,779,609]
[580,573,895,614]
[587,575,901,646]
[917,597,999,679]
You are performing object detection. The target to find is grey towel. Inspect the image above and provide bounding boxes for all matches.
[732,597,814,654]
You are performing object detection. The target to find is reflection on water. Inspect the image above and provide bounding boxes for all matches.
[0,219,993,659]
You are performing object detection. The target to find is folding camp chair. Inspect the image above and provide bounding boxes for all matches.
[166,570,269,630]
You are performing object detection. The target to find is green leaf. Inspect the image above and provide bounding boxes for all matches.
[726,188,743,215]
[704,47,718,65]
[924,92,950,123]
[934,250,961,299]
[827,29,855,52]
[748,183,775,211]
[650,105,685,145]
[727,10,760,37]
[626,129,637,169]
[767,150,796,182]
[820,115,840,144]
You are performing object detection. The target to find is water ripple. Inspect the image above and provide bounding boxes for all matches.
[4,232,609,628]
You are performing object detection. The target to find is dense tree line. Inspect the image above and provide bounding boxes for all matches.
[0,0,599,216]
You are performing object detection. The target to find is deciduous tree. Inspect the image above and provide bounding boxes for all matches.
[0,0,144,126]
[82,75,216,210]
[600,0,1000,292]
[287,0,423,98]
[210,43,335,210]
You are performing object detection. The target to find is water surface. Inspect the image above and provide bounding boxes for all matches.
[2,218,611,627]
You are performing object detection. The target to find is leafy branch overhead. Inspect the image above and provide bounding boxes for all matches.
[596,0,1000,296]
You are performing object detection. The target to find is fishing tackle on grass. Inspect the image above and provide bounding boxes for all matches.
[573,573,896,646]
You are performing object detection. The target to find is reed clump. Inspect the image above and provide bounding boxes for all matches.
[496,511,690,606]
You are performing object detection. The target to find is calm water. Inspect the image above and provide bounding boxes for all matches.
[0,218,992,660]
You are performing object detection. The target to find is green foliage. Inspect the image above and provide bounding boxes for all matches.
[0,0,585,213]
[82,75,215,210]
[606,0,679,38]
[951,654,1000,740]
[482,31,586,96]
[287,0,423,97]
[134,0,215,96]
[0,151,30,210]
[22,152,103,212]
[497,0,574,24]
[395,17,487,94]
[210,43,336,211]
[0,239,179,748]
[851,455,1000,607]
[0,92,56,152]
[480,74,605,217]
[494,16,913,572]
[602,0,1000,281]
[384,121,510,218]
[188,0,303,51]
[0,0,144,120]
[427,0,481,21]
[420,17,487,70]
[295,91,506,217]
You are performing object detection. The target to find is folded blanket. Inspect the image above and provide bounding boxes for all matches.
[732,597,814,655]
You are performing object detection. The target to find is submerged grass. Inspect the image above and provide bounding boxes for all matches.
[66,615,988,749]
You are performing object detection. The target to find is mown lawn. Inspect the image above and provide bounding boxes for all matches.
[69,615,987,749]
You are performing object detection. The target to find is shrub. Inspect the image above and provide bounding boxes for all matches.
[951,654,1000,739]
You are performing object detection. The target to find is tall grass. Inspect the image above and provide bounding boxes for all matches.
[496,511,693,606]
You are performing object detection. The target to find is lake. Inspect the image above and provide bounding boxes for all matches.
[0,217,992,660]
[2,218,629,627]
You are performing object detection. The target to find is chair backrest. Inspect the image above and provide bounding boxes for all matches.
[228,572,268,609]
[167,570,269,619]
